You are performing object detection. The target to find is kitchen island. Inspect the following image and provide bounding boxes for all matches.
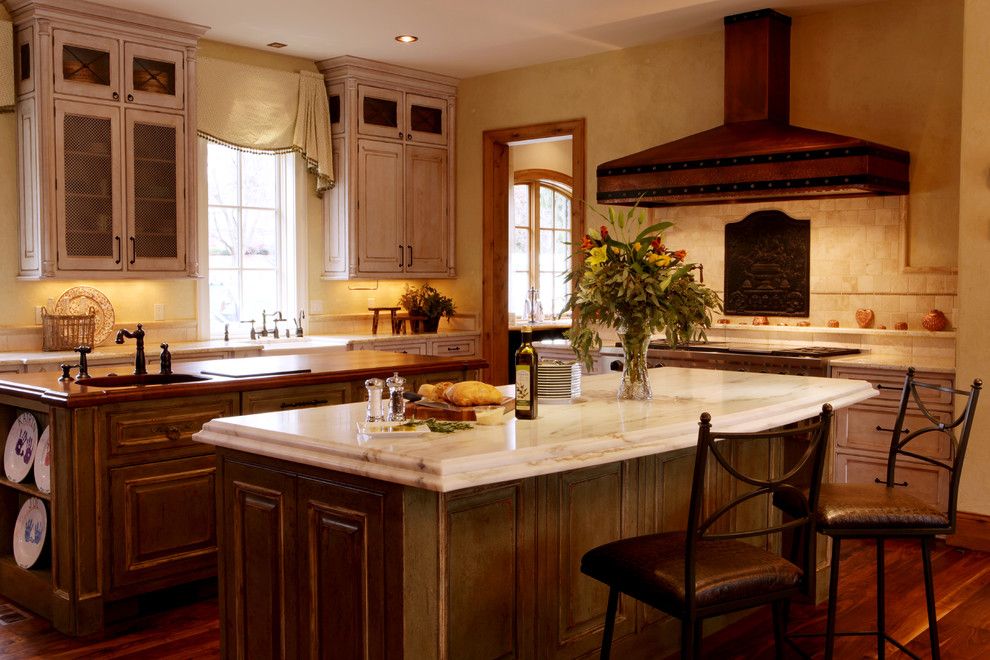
[0,350,484,636]
[195,368,876,659]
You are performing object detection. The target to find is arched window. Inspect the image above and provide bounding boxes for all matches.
[510,170,572,319]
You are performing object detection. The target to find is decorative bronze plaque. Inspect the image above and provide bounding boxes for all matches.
[724,210,810,316]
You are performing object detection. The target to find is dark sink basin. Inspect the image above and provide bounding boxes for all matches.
[79,373,211,388]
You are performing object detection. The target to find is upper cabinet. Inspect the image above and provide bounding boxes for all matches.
[5,0,207,278]
[317,56,457,280]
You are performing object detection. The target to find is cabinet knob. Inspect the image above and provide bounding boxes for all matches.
[406,133,412,141]
[160,425,181,441]
[126,93,134,102]
[398,131,404,139]
[112,91,119,100]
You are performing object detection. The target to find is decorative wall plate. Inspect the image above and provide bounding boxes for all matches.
[4,412,38,483]
[55,286,115,345]
[13,497,47,569]
[34,426,51,494]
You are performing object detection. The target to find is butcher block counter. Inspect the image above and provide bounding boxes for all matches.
[0,350,484,637]
[195,368,875,659]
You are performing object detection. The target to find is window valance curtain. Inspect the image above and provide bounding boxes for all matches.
[197,58,334,193]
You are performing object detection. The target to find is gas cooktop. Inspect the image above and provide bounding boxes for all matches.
[644,342,861,358]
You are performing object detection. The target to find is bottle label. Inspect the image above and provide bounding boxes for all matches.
[516,366,531,411]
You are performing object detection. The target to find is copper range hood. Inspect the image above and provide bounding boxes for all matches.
[596,9,910,207]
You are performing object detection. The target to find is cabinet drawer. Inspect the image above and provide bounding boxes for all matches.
[831,367,954,407]
[105,394,237,460]
[834,450,947,511]
[242,384,349,415]
[374,340,428,355]
[109,454,217,589]
[836,407,951,459]
[430,338,477,357]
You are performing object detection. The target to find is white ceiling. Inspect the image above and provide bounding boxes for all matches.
[113,0,870,78]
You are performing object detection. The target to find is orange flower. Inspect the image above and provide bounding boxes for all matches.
[581,235,594,250]
[673,249,687,261]
[650,239,662,251]
[600,225,609,241]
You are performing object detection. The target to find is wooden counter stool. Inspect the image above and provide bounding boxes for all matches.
[581,405,833,659]
[368,307,401,335]
[813,368,982,659]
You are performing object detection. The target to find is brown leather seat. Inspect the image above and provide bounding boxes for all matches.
[580,405,834,659]
[582,533,804,613]
[816,483,950,531]
[811,368,982,660]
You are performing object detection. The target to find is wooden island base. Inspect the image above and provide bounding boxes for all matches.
[216,436,828,659]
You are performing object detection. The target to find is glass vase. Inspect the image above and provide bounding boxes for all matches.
[616,326,653,400]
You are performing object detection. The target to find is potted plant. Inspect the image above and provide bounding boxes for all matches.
[398,284,456,333]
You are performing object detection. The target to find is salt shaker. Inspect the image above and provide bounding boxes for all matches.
[385,371,406,422]
[364,378,385,422]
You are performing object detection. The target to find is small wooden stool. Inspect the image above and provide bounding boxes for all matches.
[368,307,401,335]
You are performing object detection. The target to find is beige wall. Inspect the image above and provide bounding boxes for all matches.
[510,140,572,178]
[453,0,962,324]
[956,0,990,515]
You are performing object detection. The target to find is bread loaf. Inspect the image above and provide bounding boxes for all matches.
[444,381,504,407]
[417,381,455,402]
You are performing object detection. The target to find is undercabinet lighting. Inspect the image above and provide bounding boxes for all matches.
[267,42,287,49]
[395,35,418,44]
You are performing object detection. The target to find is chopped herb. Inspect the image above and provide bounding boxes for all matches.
[422,418,473,434]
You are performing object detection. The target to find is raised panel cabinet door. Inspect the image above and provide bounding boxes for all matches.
[109,455,218,590]
[323,136,348,278]
[296,475,397,660]
[356,139,403,275]
[53,30,120,101]
[125,109,186,271]
[834,450,948,511]
[241,383,350,414]
[123,42,185,110]
[357,85,403,140]
[405,93,447,146]
[55,100,124,271]
[222,459,298,660]
[16,97,41,275]
[404,145,448,276]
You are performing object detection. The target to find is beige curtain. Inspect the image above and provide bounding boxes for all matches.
[197,57,334,192]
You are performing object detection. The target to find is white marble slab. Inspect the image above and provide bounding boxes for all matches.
[195,368,877,493]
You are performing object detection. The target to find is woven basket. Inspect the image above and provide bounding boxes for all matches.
[41,306,96,351]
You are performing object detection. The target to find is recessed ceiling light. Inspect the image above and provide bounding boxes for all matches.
[395,35,418,44]
[267,42,287,49]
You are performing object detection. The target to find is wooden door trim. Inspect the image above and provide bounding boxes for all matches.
[482,118,585,385]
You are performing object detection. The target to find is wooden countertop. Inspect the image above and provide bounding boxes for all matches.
[196,368,877,492]
[0,351,487,408]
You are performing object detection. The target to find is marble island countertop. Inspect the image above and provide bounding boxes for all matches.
[194,368,877,492]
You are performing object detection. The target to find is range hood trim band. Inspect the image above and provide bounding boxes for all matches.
[598,174,908,202]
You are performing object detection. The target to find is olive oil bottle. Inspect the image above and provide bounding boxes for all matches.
[515,327,538,419]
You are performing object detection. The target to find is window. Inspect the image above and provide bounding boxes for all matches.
[509,174,572,319]
[207,142,296,337]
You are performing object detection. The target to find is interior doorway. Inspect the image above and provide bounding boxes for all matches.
[482,119,585,384]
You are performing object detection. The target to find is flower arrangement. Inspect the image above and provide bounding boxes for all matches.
[563,203,722,399]
[398,283,456,332]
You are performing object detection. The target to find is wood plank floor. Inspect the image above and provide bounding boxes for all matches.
[0,539,985,658]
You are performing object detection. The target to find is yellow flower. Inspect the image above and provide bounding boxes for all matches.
[586,246,608,268]
[650,254,672,267]
[633,242,642,251]
[611,246,622,254]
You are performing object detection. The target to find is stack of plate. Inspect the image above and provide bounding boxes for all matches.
[537,361,582,401]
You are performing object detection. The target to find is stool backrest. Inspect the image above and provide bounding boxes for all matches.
[685,404,833,603]
[885,367,983,529]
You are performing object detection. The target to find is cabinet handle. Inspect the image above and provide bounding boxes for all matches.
[875,425,910,435]
[398,244,404,268]
[129,236,136,265]
[112,91,119,100]
[875,477,909,487]
[407,245,413,267]
[446,346,461,351]
[280,399,329,409]
[158,425,182,441]
[126,93,134,102]
[114,236,121,264]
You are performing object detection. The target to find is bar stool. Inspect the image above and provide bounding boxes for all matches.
[581,405,833,659]
[814,368,982,659]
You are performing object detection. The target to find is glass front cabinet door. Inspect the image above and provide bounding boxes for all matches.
[53,30,120,101]
[124,43,185,110]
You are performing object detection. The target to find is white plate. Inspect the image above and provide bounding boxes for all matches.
[356,421,432,438]
[4,413,38,483]
[34,427,51,494]
[13,497,47,569]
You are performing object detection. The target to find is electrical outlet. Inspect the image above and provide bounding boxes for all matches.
[311,300,324,314]
[35,306,43,325]
[153,303,165,321]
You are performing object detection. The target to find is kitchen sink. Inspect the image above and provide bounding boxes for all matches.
[79,373,211,388]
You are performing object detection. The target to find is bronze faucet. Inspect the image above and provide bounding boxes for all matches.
[295,310,305,337]
[115,324,147,375]
[271,311,285,339]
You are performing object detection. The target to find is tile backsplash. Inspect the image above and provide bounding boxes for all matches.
[656,196,956,331]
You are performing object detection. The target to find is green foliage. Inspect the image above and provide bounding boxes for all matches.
[397,283,456,320]
[562,202,723,369]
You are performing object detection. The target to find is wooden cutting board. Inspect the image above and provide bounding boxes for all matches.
[407,397,515,420]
